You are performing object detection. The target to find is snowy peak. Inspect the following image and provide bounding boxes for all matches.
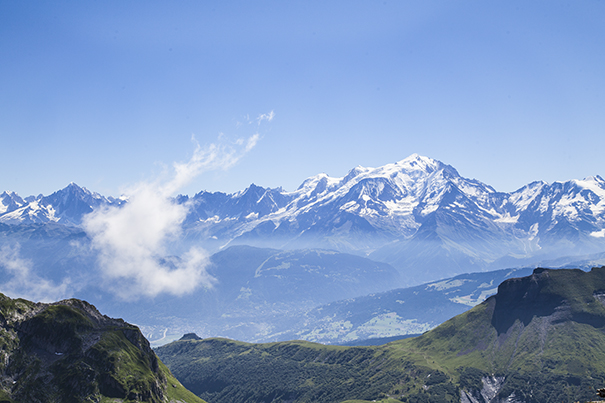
[0,191,26,215]
[2,155,604,273]
[505,175,605,239]
[508,181,547,209]
[394,153,445,176]
[341,166,370,185]
[40,183,117,224]
[186,183,291,222]
[230,184,289,218]
[571,175,605,194]
[45,182,105,205]
[0,183,121,225]
[293,173,342,206]
[293,155,450,199]
[282,155,501,223]
[296,173,341,193]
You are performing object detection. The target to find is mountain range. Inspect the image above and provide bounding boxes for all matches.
[0,184,123,226]
[2,154,605,346]
[2,154,604,284]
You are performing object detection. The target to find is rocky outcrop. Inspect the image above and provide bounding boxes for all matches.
[491,267,605,335]
[0,294,170,403]
[460,376,520,403]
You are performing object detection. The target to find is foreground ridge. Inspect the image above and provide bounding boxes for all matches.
[0,293,204,403]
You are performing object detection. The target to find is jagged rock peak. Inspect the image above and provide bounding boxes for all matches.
[53,182,95,197]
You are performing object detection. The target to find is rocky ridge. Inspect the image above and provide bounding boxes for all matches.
[0,293,204,403]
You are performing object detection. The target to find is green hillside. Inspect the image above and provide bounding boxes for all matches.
[157,336,441,403]
[157,267,605,403]
[0,294,205,403]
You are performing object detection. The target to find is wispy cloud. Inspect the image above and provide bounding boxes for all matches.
[0,244,71,302]
[82,132,262,300]
[257,110,275,124]
[236,110,275,128]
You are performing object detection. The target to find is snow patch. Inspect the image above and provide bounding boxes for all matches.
[450,288,498,306]
[528,223,539,241]
[426,278,470,291]
[591,229,605,238]
[495,214,518,223]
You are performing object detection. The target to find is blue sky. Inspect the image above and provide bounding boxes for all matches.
[1,1,604,198]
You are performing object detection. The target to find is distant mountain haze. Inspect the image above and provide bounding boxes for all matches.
[3,155,605,285]
[1,154,605,344]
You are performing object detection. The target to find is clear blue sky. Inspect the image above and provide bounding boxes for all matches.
[1,1,604,198]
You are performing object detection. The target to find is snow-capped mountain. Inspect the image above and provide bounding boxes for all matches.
[2,154,604,284]
[0,182,123,226]
[179,154,605,283]
[0,191,28,215]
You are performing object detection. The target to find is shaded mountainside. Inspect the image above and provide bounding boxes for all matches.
[157,267,605,403]
[0,294,204,403]
[411,266,605,374]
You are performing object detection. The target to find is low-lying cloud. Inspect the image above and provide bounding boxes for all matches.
[0,244,72,302]
[83,130,264,300]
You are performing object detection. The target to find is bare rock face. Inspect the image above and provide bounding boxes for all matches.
[491,267,605,334]
[490,268,566,333]
[0,294,166,403]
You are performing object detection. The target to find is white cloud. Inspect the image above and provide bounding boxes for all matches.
[82,134,260,300]
[257,110,275,124]
[0,244,71,302]
[245,133,260,152]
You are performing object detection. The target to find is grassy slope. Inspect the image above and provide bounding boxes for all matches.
[160,361,207,403]
[400,268,605,374]
[157,337,458,403]
[158,267,605,403]
[98,362,206,403]
[0,294,205,403]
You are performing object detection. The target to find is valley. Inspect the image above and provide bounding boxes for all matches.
[156,267,605,403]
